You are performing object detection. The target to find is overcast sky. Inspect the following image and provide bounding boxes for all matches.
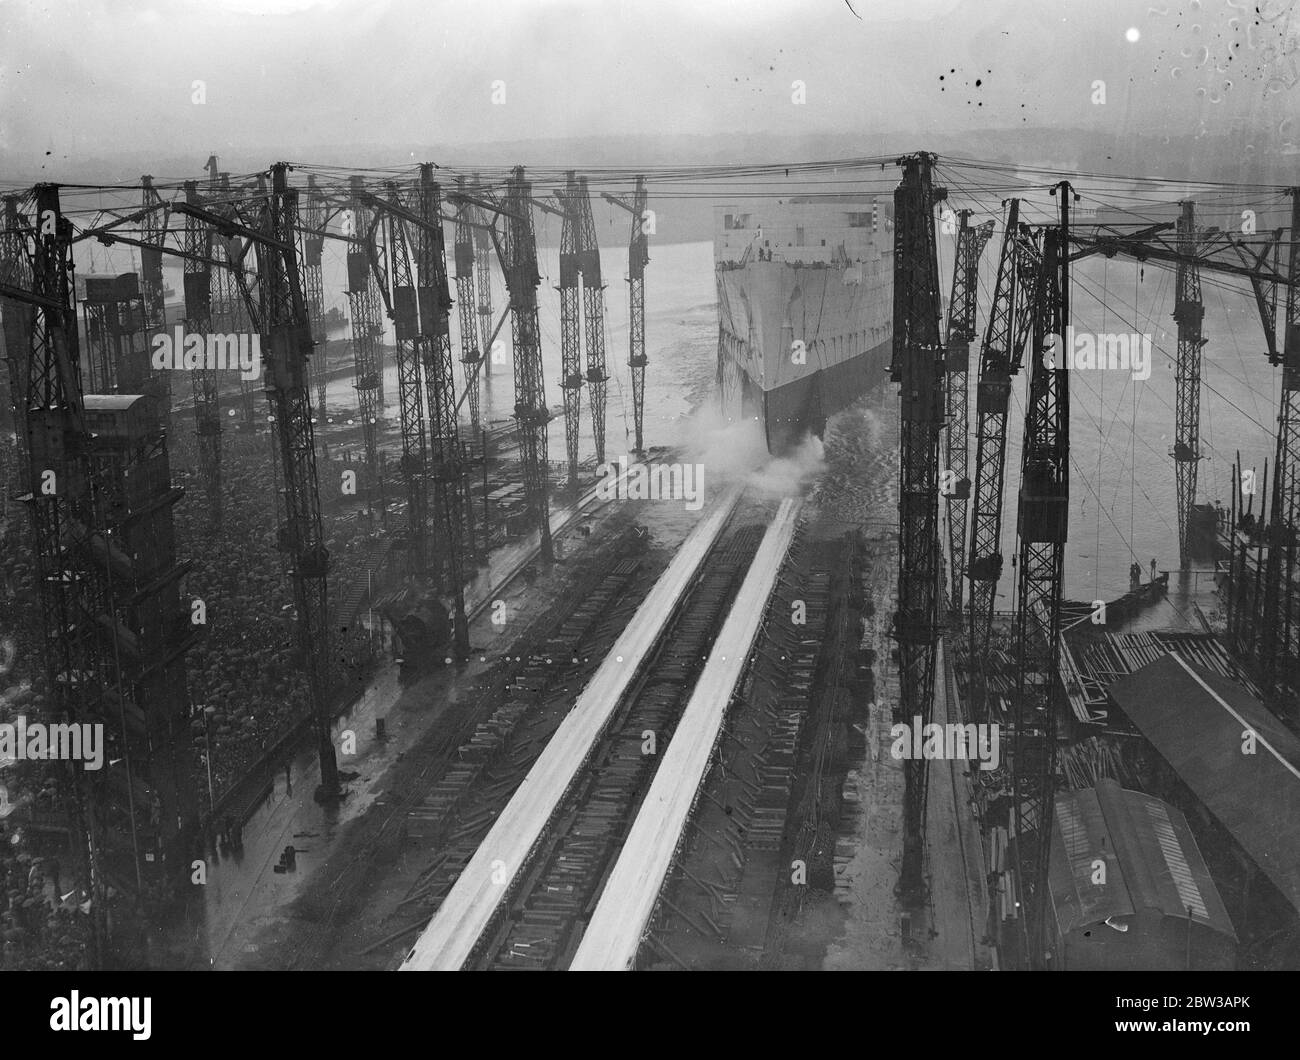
[2,0,1297,169]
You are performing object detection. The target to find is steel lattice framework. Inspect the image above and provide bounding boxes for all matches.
[373,181,431,575]
[628,178,650,452]
[138,176,171,429]
[601,177,651,452]
[968,201,1040,703]
[20,185,109,961]
[890,153,946,905]
[304,175,329,417]
[346,175,383,505]
[183,180,223,529]
[1011,184,1073,969]
[80,272,150,395]
[472,172,496,378]
[1066,196,1298,696]
[415,164,470,654]
[556,172,584,489]
[453,177,482,433]
[494,167,553,562]
[139,176,167,329]
[1,195,34,492]
[1262,190,1300,695]
[1227,230,1282,663]
[1173,200,1205,570]
[210,173,257,430]
[575,176,609,467]
[8,153,1299,969]
[943,210,993,613]
[252,162,339,797]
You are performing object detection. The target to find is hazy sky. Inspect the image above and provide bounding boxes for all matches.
[2,0,1297,168]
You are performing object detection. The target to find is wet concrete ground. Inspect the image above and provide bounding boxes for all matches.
[822,542,992,970]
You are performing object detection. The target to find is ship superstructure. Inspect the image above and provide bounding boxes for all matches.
[715,196,894,451]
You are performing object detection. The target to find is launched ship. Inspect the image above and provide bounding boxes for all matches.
[715,196,894,452]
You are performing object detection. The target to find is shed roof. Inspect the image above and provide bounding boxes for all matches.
[1049,778,1235,939]
[84,394,146,410]
[1108,653,1300,914]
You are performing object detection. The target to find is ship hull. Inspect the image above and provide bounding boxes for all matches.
[714,197,893,453]
[716,260,893,454]
[737,336,891,453]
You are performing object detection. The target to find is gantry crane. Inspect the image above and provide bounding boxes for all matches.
[1261,189,1300,694]
[209,169,258,430]
[365,180,431,576]
[304,175,329,418]
[551,170,613,487]
[414,164,470,654]
[555,172,585,490]
[261,162,340,797]
[493,167,553,562]
[1228,228,1283,663]
[71,185,203,912]
[575,176,610,467]
[139,176,170,429]
[1,196,34,492]
[601,176,650,453]
[994,186,1299,959]
[346,175,384,512]
[1066,191,1299,695]
[13,185,110,962]
[967,201,1041,704]
[73,170,354,858]
[1011,182,1074,968]
[139,176,167,329]
[203,161,252,428]
[943,210,993,613]
[182,179,223,528]
[1172,200,1206,570]
[890,153,946,905]
[453,177,482,433]
[472,172,496,378]
[168,164,384,796]
[177,162,341,798]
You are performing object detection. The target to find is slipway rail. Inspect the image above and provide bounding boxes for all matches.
[399,486,743,971]
[570,497,802,970]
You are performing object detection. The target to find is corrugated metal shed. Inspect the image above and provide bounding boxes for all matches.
[1108,653,1300,914]
[1048,778,1236,970]
[1051,780,1234,936]
[1051,784,1134,931]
